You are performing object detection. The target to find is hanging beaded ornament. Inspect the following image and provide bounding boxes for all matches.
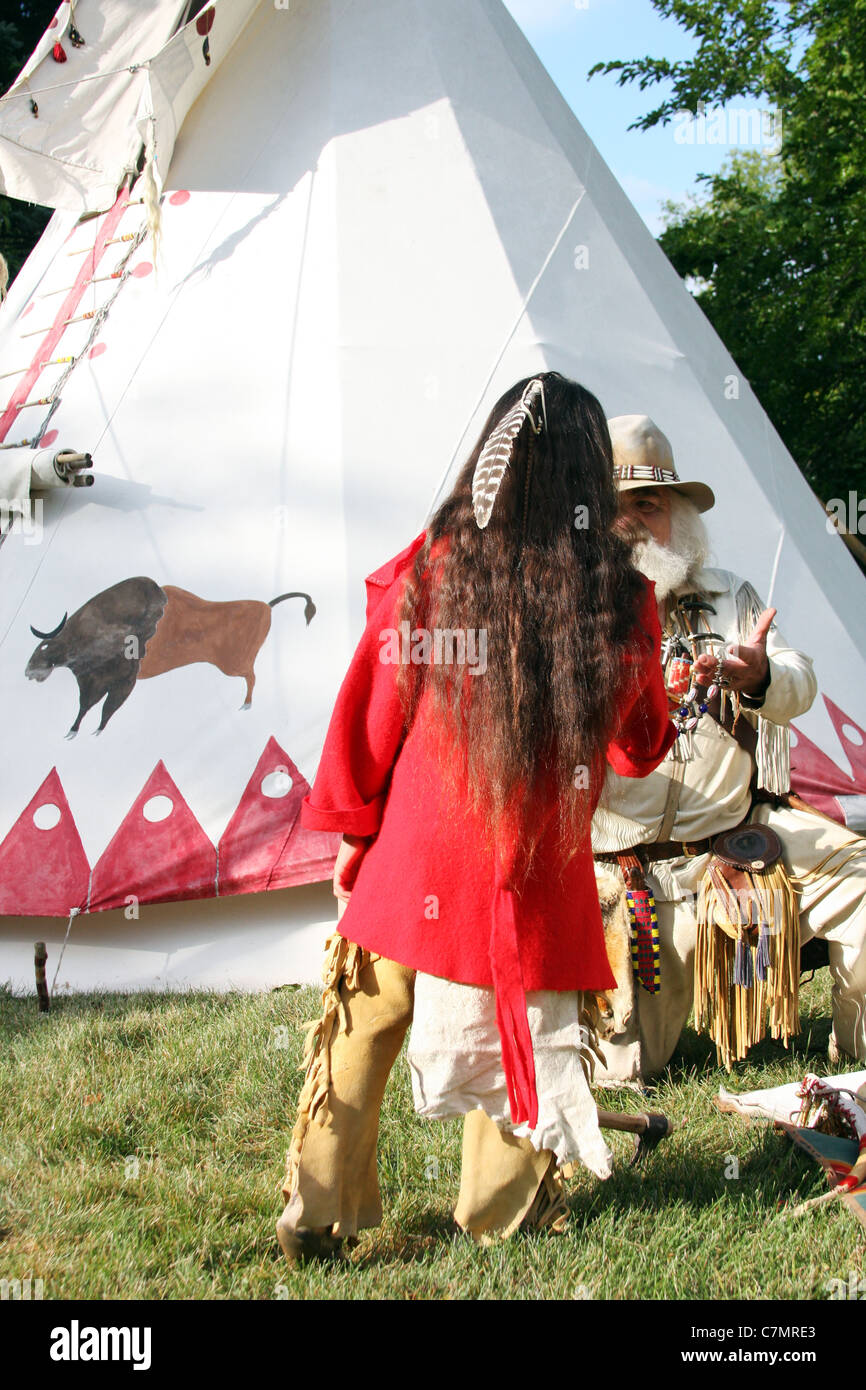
[662,629,726,755]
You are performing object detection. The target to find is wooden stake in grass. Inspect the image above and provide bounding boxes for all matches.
[35,941,50,1012]
[782,1187,843,1220]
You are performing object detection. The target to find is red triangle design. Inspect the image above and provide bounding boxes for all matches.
[217,737,339,895]
[0,769,90,916]
[789,721,850,822]
[822,697,866,789]
[89,761,216,912]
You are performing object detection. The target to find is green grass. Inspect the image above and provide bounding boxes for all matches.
[0,971,862,1301]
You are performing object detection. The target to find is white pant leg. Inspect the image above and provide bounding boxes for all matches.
[635,891,699,1075]
[595,887,698,1083]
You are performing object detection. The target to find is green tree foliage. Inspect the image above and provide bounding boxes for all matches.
[592,0,866,503]
[0,3,62,285]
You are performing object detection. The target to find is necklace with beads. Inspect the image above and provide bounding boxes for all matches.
[662,595,729,758]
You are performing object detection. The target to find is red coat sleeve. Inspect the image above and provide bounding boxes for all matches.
[606,579,677,778]
[300,558,416,838]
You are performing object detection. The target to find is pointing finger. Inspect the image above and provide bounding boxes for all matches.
[747,608,776,648]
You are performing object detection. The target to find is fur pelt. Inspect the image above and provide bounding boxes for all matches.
[589,864,634,1039]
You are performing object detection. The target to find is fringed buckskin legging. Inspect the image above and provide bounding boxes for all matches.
[279,934,562,1242]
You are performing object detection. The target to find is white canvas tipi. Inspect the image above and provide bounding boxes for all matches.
[0,0,864,994]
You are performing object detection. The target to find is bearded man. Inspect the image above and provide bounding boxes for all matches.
[593,415,866,1081]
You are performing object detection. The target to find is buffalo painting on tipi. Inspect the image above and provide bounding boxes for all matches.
[25,577,315,735]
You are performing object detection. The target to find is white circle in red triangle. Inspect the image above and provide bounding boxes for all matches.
[261,770,292,799]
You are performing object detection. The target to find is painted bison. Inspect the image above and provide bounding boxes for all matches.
[25,577,316,737]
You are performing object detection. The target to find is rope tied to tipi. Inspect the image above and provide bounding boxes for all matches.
[49,906,81,998]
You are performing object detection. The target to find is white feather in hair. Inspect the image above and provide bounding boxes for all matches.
[472,379,544,530]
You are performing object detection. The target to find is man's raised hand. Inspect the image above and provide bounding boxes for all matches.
[692,607,776,695]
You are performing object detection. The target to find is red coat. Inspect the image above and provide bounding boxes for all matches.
[301,534,675,1124]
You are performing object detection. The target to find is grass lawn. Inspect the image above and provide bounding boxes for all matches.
[0,969,862,1301]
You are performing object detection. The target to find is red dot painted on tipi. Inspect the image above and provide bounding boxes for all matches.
[130,262,153,279]
[22,302,33,317]
[88,342,107,359]
[89,761,216,912]
[0,768,90,916]
[217,737,340,896]
[49,16,58,27]
[40,429,58,446]
[196,7,215,35]
[169,190,190,206]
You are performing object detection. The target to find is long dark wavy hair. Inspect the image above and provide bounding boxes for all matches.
[398,371,649,878]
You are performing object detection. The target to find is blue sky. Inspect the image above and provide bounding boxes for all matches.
[503,0,777,234]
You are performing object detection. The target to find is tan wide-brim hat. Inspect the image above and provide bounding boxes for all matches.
[607,414,715,514]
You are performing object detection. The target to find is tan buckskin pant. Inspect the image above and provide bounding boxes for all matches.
[279,938,556,1242]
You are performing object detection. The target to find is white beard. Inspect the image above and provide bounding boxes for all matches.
[631,496,710,600]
